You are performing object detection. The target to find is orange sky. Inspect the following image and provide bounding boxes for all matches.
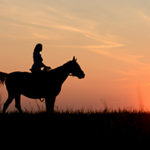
[1,0,150,112]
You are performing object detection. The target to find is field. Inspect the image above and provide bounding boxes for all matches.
[1,110,150,148]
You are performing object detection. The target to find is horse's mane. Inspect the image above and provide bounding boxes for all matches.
[47,60,72,73]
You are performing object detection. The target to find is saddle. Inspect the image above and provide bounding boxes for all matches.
[30,66,51,73]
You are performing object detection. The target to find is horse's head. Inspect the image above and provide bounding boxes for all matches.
[68,56,85,79]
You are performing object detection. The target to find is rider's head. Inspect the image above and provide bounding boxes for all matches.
[34,43,42,52]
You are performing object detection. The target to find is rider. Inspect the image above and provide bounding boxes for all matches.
[30,43,51,73]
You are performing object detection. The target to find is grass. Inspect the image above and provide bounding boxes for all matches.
[1,109,150,147]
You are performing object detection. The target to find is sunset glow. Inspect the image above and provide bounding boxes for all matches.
[1,0,150,112]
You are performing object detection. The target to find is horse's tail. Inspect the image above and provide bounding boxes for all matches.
[0,72,8,84]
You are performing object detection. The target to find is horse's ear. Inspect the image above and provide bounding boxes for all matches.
[73,56,77,61]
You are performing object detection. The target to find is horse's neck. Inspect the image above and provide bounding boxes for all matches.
[59,65,70,83]
[49,64,70,84]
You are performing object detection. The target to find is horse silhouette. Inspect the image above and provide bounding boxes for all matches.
[0,56,85,113]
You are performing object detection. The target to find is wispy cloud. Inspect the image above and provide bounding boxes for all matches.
[2,0,142,67]
[0,1,125,50]
[1,1,147,69]
[113,77,132,82]
[56,44,124,49]
[90,49,145,65]
[139,11,150,22]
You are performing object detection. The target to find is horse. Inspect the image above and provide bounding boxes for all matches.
[0,56,85,113]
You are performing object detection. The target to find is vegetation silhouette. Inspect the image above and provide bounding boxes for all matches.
[0,110,150,145]
[0,56,85,113]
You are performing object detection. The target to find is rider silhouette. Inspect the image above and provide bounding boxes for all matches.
[30,43,51,73]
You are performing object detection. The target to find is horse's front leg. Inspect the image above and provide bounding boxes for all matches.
[45,96,56,113]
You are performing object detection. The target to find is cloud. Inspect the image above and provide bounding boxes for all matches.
[0,0,126,63]
[89,49,145,65]
[0,1,125,50]
[1,1,146,69]
[138,11,150,23]
[113,78,131,82]
[117,70,138,77]
[57,44,124,49]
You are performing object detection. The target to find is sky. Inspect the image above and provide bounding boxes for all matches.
[1,0,150,112]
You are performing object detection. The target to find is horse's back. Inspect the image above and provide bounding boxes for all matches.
[6,71,47,88]
[6,71,31,82]
[5,71,31,89]
[8,71,31,76]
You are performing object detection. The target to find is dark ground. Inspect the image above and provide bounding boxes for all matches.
[0,111,150,148]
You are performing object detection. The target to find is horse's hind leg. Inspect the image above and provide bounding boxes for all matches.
[3,94,14,113]
[15,94,23,113]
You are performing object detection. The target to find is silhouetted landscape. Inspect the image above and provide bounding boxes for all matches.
[1,110,150,147]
